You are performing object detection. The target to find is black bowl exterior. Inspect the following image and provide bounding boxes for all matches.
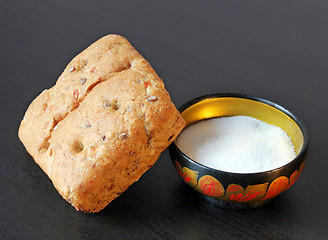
[170,93,308,209]
[169,143,307,209]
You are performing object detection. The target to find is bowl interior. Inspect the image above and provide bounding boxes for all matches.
[180,96,304,155]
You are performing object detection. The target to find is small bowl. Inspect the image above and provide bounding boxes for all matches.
[169,93,308,209]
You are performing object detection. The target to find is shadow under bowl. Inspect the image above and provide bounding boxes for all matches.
[169,93,308,209]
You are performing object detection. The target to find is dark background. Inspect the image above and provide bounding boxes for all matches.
[1,0,328,239]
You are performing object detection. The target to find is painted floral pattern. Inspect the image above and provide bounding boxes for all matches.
[224,183,268,202]
[261,176,289,200]
[196,175,224,198]
[175,161,199,188]
[175,160,305,203]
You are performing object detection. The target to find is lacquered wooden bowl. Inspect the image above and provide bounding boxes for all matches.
[169,93,308,209]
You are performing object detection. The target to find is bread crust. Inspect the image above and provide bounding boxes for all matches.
[18,35,185,212]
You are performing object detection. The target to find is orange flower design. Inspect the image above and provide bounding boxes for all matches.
[261,176,289,200]
[286,170,298,190]
[225,183,268,203]
[196,175,224,198]
[174,160,199,187]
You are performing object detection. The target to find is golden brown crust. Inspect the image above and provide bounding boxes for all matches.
[18,35,185,212]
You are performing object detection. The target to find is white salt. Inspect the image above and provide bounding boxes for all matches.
[176,116,296,173]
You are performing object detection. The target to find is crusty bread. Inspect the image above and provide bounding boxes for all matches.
[18,35,185,212]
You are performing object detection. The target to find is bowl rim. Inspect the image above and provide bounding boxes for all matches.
[173,92,309,175]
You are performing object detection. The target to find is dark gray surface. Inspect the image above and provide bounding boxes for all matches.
[1,0,328,239]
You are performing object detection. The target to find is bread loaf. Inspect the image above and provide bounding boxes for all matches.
[18,35,185,212]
